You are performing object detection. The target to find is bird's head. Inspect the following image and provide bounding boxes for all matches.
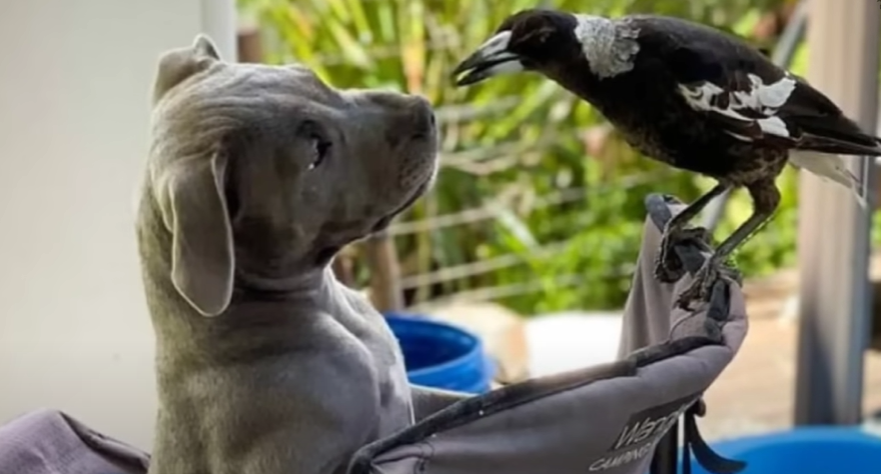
[451,9,580,87]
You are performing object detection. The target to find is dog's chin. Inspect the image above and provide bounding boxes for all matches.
[369,193,416,234]
[370,171,435,234]
[311,191,415,266]
[312,163,436,266]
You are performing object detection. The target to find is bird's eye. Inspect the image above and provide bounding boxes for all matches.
[308,133,331,170]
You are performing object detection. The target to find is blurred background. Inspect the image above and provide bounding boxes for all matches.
[234,0,881,441]
[237,0,822,314]
[0,0,880,454]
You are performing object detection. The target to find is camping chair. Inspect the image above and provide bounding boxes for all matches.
[0,194,750,474]
[346,193,749,474]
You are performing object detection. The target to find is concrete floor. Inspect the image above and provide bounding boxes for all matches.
[525,311,881,442]
[524,311,622,376]
[699,317,881,441]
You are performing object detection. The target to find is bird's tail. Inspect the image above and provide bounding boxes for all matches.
[798,133,881,156]
[794,115,881,157]
[788,151,868,209]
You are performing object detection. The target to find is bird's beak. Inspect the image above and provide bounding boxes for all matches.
[451,31,524,87]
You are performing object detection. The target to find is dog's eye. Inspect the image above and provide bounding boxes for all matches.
[308,134,331,170]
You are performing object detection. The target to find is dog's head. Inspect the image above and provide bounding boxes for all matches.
[144,35,438,317]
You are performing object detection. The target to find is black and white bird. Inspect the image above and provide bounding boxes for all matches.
[451,8,881,309]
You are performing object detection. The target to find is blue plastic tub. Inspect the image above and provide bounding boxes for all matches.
[384,313,494,394]
[686,426,881,474]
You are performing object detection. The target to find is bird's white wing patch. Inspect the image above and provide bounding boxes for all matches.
[677,73,797,142]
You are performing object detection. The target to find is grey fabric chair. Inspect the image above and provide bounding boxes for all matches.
[0,194,749,474]
[346,194,749,474]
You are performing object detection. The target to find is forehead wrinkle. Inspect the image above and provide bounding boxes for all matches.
[264,64,345,107]
[194,63,345,109]
[149,61,355,182]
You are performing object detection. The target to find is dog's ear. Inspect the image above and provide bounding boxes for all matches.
[153,34,222,104]
[157,152,234,317]
[192,34,222,61]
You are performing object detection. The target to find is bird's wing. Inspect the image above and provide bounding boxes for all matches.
[674,66,796,145]
[631,15,881,155]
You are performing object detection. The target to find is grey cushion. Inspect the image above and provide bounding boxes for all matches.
[0,408,150,474]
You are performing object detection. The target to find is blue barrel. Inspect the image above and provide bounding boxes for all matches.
[686,426,881,474]
[383,312,494,394]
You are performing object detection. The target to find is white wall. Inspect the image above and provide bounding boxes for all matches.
[0,0,235,450]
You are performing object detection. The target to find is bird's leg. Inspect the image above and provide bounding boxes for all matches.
[654,184,729,283]
[675,180,781,310]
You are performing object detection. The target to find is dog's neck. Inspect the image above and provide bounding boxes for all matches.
[234,264,332,299]
[232,265,363,318]
[136,197,356,351]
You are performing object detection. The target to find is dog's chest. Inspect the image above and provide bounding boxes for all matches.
[151,321,413,474]
[339,306,415,433]
[374,329,414,432]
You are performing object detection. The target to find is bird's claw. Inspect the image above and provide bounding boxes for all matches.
[675,257,740,311]
[654,226,713,283]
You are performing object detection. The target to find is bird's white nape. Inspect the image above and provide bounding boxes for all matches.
[677,73,797,141]
[571,14,640,79]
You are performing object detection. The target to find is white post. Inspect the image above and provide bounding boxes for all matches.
[794,0,880,425]
[202,0,239,62]
[0,0,236,449]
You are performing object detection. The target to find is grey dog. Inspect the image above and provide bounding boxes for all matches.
[137,35,469,474]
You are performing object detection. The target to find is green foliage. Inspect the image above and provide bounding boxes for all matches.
[239,0,869,315]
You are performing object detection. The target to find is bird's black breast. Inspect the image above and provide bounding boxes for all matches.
[582,61,751,180]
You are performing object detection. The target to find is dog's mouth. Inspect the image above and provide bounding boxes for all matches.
[370,180,430,234]
[312,155,436,267]
[312,180,431,267]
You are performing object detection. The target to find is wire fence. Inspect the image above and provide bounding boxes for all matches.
[380,163,675,310]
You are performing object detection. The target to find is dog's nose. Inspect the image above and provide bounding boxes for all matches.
[408,96,436,137]
[346,90,436,138]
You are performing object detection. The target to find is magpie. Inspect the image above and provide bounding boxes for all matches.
[451,8,881,309]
